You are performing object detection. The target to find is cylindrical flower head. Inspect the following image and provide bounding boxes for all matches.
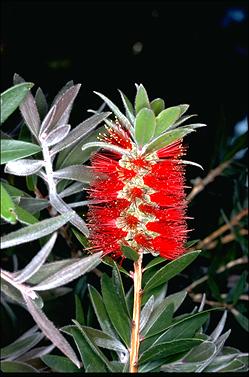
[85,85,205,260]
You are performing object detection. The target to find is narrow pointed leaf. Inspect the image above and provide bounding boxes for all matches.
[140,295,154,332]
[0,212,74,249]
[1,333,44,360]
[43,124,71,147]
[135,84,150,113]
[33,252,102,291]
[1,140,41,165]
[59,181,86,198]
[0,183,17,224]
[14,233,58,283]
[53,165,96,183]
[81,141,127,156]
[144,250,201,292]
[183,340,216,363]
[94,91,133,133]
[118,90,135,123]
[101,273,130,347]
[231,309,249,332]
[17,197,49,214]
[51,80,74,105]
[154,106,182,136]
[22,293,81,368]
[13,74,40,138]
[135,108,156,146]
[18,344,55,362]
[15,205,39,225]
[112,262,130,317]
[1,360,39,372]
[1,82,34,124]
[210,311,227,341]
[35,87,48,120]
[150,98,165,116]
[5,159,44,176]
[39,105,57,136]
[42,355,80,372]
[145,127,195,153]
[121,245,139,261]
[75,295,85,325]
[142,302,174,337]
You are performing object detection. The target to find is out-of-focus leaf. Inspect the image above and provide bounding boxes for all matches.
[0,360,39,372]
[14,233,57,283]
[140,296,154,332]
[42,124,71,147]
[35,87,48,120]
[101,273,130,347]
[154,106,182,136]
[33,252,102,291]
[51,112,110,157]
[0,333,43,360]
[135,108,156,146]
[94,91,133,134]
[1,140,41,165]
[1,82,34,124]
[17,344,55,362]
[42,354,80,372]
[139,338,203,363]
[53,165,95,183]
[13,73,41,139]
[1,212,73,249]
[15,205,39,225]
[75,295,85,325]
[227,271,248,305]
[224,131,248,161]
[22,293,81,368]
[145,127,195,153]
[121,245,139,261]
[135,84,150,114]
[150,98,165,116]
[144,250,201,292]
[88,284,117,338]
[0,183,17,224]
[231,309,249,332]
[5,159,44,176]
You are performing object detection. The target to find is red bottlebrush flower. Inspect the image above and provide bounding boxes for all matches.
[85,85,205,260]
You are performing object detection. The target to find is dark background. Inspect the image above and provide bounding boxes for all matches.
[1,0,248,353]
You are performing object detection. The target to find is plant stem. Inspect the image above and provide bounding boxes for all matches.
[130,253,143,373]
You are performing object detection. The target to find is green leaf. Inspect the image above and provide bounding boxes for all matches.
[1,82,34,124]
[1,180,31,198]
[1,139,41,165]
[232,309,249,332]
[1,212,74,249]
[35,87,48,120]
[88,284,117,338]
[135,108,156,146]
[154,106,182,136]
[139,338,203,364]
[227,271,248,305]
[118,90,135,123]
[150,98,165,116]
[0,183,17,224]
[0,360,39,372]
[75,295,85,325]
[143,256,166,271]
[70,322,114,372]
[112,262,130,317]
[42,355,80,372]
[121,245,139,261]
[144,250,201,292]
[135,84,150,114]
[15,205,39,225]
[26,174,37,192]
[102,256,130,277]
[101,273,130,347]
[145,127,195,153]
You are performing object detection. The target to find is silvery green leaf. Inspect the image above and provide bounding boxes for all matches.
[42,124,71,147]
[13,74,40,139]
[179,160,204,170]
[18,197,49,214]
[17,344,55,362]
[14,233,57,283]
[69,199,103,208]
[59,181,87,198]
[210,311,227,341]
[206,358,245,372]
[33,252,102,291]
[81,141,127,156]
[1,333,44,361]
[48,84,81,131]
[51,112,110,156]
[135,84,151,114]
[1,139,42,165]
[183,340,216,363]
[1,278,25,306]
[49,193,89,236]
[0,212,74,249]
[140,296,154,332]
[94,91,133,134]
[1,82,34,124]
[0,360,40,372]
[181,123,207,130]
[5,159,44,176]
[35,87,48,120]
[198,293,206,312]
[53,165,95,183]
[170,114,197,128]
[203,353,247,372]
[179,104,190,115]
[39,105,57,137]
[196,329,231,372]
[118,90,135,123]
[51,80,74,106]
[22,292,81,368]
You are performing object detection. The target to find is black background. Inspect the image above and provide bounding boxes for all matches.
[1,0,248,352]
